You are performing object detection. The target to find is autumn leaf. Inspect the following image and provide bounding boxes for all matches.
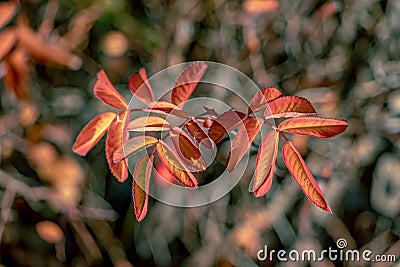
[208,110,246,144]
[17,23,81,70]
[113,136,158,163]
[282,141,331,212]
[0,28,17,60]
[170,127,206,172]
[133,154,154,221]
[227,117,263,172]
[171,62,208,106]
[265,96,316,119]
[4,48,30,100]
[73,112,116,156]
[128,68,155,106]
[106,111,129,182]
[278,117,348,138]
[0,1,17,29]
[94,70,128,109]
[145,101,188,118]
[185,118,214,148]
[252,130,279,196]
[127,116,170,131]
[243,0,279,14]
[248,87,282,114]
[156,141,198,187]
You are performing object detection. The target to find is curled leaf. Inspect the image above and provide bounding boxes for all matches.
[248,87,283,114]
[170,127,206,171]
[171,62,208,106]
[128,68,155,105]
[94,70,128,109]
[278,117,348,138]
[227,117,263,172]
[106,111,129,182]
[252,130,279,196]
[265,96,316,119]
[127,116,170,131]
[113,136,158,163]
[73,112,116,156]
[156,141,198,187]
[145,101,188,118]
[282,141,331,213]
[185,118,214,148]
[208,110,246,144]
[133,154,154,221]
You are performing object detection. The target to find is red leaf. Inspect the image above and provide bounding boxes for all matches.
[171,62,208,106]
[227,117,263,172]
[94,70,128,109]
[248,87,283,114]
[156,141,198,187]
[127,116,170,131]
[0,28,17,61]
[282,141,331,213]
[133,154,154,221]
[106,111,129,182]
[185,118,214,148]
[113,136,158,163]
[278,117,348,138]
[0,2,17,29]
[252,130,279,196]
[145,101,188,118]
[73,112,116,156]
[128,68,155,105]
[265,96,316,119]
[170,127,206,172]
[208,110,246,144]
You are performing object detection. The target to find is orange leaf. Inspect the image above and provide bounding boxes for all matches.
[265,96,316,119]
[243,0,279,14]
[0,2,17,29]
[252,130,279,195]
[113,135,158,163]
[17,23,82,70]
[208,110,246,144]
[170,127,206,172]
[133,154,154,221]
[106,111,129,182]
[156,141,198,187]
[248,87,282,114]
[4,48,30,99]
[282,141,331,213]
[145,101,188,118]
[278,117,348,138]
[128,68,154,105]
[0,28,17,61]
[127,116,170,131]
[227,117,263,172]
[94,70,128,109]
[185,118,214,148]
[171,62,208,106]
[73,112,116,156]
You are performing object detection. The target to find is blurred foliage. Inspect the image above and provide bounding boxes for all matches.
[0,0,399,266]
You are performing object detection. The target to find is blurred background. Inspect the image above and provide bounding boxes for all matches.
[0,0,399,266]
